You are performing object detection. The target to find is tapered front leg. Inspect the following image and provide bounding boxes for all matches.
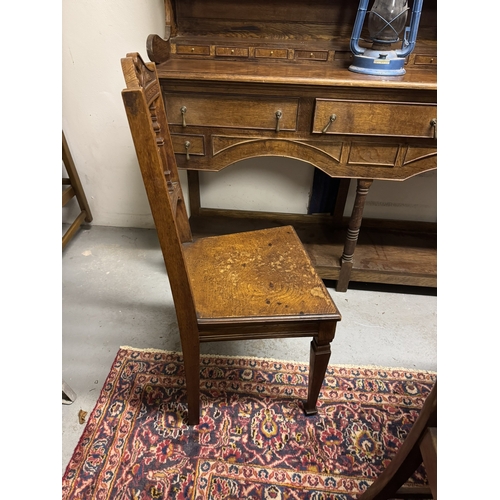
[304,321,338,416]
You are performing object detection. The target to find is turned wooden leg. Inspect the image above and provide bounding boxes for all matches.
[337,179,373,292]
[181,338,201,425]
[304,321,337,415]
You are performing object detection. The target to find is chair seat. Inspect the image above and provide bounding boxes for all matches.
[183,225,340,324]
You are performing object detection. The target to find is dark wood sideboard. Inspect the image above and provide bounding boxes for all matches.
[146,0,437,292]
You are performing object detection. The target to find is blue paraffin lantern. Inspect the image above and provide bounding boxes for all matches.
[349,0,423,76]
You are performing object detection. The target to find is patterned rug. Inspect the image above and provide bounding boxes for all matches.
[62,347,436,499]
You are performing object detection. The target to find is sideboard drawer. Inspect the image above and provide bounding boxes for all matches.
[165,95,299,131]
[171,134,205,156]
[312,99,437,139]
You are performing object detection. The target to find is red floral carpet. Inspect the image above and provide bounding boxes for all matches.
[63,347,436,500]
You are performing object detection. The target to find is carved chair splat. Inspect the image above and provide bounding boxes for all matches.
[121,52,341,425]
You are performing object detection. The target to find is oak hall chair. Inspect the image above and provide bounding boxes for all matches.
[358,383,437,500]
[121,53,341,425]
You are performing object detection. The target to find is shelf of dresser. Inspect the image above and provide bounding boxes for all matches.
[189,209,437,288]
[155,57,437,91]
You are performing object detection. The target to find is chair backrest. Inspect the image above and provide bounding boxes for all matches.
[121,52,199,338]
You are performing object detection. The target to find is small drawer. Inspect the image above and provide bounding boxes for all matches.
[166,95,299,131]
[295,50,328,61]
[255,48,288,59]
[170,134,205,156]
[215,46,249,58]
[414,54,437,65]
[176,44,210,56]
[312,99,437,139]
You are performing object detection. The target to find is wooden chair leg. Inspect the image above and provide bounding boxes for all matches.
[337,179,373,292]
[62,131,93,249]
[304,321,337,415]
[181,339,201,425]
[62,380,77,405]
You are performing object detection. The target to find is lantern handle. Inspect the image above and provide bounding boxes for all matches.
[349,0,370,56]
[395,0,423,58]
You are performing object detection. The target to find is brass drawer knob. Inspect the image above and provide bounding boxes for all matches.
[180,106,187,127]
[430,118,437,139]
[275,110,283,132]
[322,114,337,133]
[184,140,191,160]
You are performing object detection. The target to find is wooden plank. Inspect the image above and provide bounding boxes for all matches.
[157,58,437,90]
[62,186,75,207]
[172,0,437,39]
[62,211,87,250]
[62,132,93,223]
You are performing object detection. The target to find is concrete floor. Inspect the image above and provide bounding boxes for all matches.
[62,224,437,475]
